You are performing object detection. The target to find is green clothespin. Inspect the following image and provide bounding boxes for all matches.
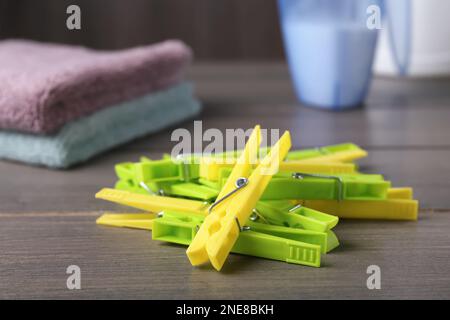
[96,187,339,255]
[116,178,219,201]
[153,212,321,267]
[247,221,339,254]
[168,182,218,200]
[97,209,337,256]
[115,162,149,194]
[253,201,339,232]
[114,157,153,182]
[218,169,390,201]
[127,156,221,200]
[214,167,380,197]
[114,157,218,200]
[197,178,221,190]
[115,179,148,195]
[115,162,137,183]
[160,209,337,253]
[261,173,390,201]
[135,157,200,184]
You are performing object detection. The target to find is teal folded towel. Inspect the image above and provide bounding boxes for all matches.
[0,83,201,168]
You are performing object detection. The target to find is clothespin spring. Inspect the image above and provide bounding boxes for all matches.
[208,177,249,214]
[208,177,250,233]
[139,181,165,196]
[250,208,269,224]
[234,217,252,232]
[192,217,251,233]
[288,203,302,212]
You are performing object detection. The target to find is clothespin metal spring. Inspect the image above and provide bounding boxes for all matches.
[139,181,165,196]
[208,177,248,214]
[207,177,250,233]
[250,208,269,224]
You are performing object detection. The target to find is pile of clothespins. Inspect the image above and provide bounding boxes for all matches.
[95,125,419,271]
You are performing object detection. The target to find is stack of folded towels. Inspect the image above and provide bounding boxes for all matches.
[0,39,201,168]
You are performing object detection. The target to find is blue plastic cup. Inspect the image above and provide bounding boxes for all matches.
[278,0,380,110]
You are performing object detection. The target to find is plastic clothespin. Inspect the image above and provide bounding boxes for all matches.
[206,146,271,160]
[387,187,413,199]
[115,179,148,195]
[95,188,340,252]
[260,173,391,201]
[247,220,339,254]
[160,210,338,254]
[95,195,339,254]
[298,188,419,220]
[115,175,219,201]
[186,126,292,271]
[134,156,200,184]
[114,161,156,195]
[115,162,136,182]
[97,211,339,267]
[153,213,321,267]
[197,178,221,190]
[114,156,153,182]
[285,143,368,163]
[253,201,339,232]
[133,156,199,196]
[278,161,358,175]
[95,188,209,215]
[167,182,219,200]
[212,143,366,163]
[115,157,219,200]
[97,212,156,230]
[199,158,358,181]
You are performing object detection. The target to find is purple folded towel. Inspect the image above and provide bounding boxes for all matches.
[0,39,192,134]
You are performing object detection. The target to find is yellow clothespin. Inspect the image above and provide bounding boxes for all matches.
[97,212,157,230]
[199,159,357,181]
[186,125,292,271]
[95,188,208,215]
[287,143,368,163]
[387,187,413,199]
[298,188,418,220]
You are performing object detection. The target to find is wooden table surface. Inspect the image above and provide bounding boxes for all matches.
[1,63,450,299]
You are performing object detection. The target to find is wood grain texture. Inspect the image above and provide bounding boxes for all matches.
[0,63,449,299]
[0,210,449,299]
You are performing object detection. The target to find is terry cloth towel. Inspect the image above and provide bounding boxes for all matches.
[0,39,192,134]
[0,83,201,168]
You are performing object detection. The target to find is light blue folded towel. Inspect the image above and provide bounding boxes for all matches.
[0,83,201,168]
